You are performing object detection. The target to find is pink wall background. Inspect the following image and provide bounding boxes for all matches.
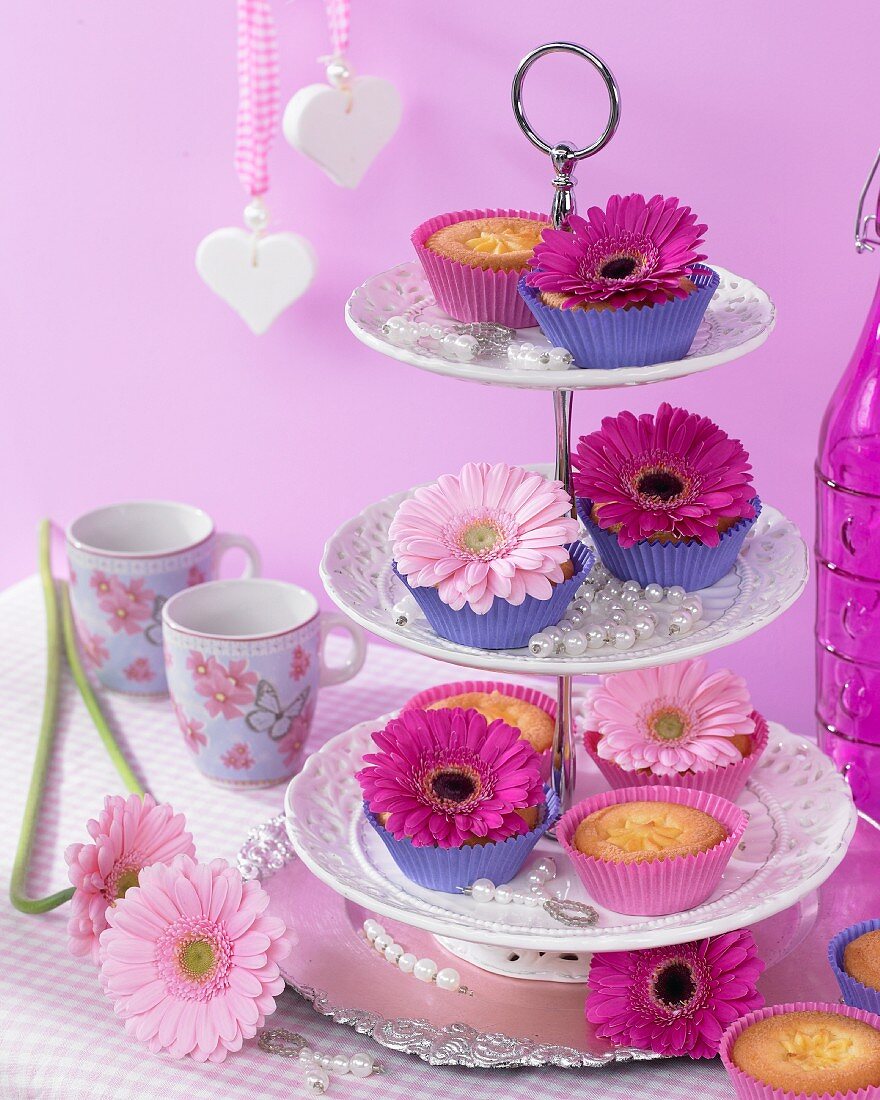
[2,2,878,737]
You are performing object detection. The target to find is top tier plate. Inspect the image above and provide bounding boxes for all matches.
[345,262,775,391]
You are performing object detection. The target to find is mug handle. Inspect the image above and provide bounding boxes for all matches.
[319,613,366,687]
[214,532,262,578]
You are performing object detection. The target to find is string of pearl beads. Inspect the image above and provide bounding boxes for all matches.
[460,855,557,907]
[379,314,574,371]
[257,1028,382,1096]
[529,564,704,656]
[362,919,470,994]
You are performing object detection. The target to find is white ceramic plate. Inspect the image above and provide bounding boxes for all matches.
[345,262,775,391]
[284,712,855,953]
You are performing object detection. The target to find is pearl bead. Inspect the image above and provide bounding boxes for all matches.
[363,919,382,941]
[414,958,438,982]
[374,932,392,952]
[547,346,573,368]
[520,347,545,369]
[435,967,462,991]
[398,952,417,973]
[558,620,573,633]
[528,632,553,657]
[544,626,563,645]
[632,614,657,640]
[511,891,529,905]
[298,1048,315,1068]
[527,869,548,886]
[534,856,557,878]
[607,609,626,625]
[243,197,269,232]
[305,1068,330,1095]
[620,590,638,607]
[622,580,642,594]
[572,597,592,613]
[595,591,614,610]
[563,630,588,656]
[470,877,496,903]
[454,334,478,361]
[681,596,703,619]
[385,943,403,964]
[632,599,652,615]
[332,1055,351,1075]
[318,1053,333,1069]
[668,610,694,634]
[429,324,445,341]
[612,625,637,650]
[576,585,596,603]
[494,884,513,904]
[586,624,607,649]
[665,585,687,606]
[644,582,664,604]
[566,609,586,629]
[605,580,623,596]
[593,564,611,583]
[349,1052,375,1078]
[523,893,541,907]
[325,57,353,87]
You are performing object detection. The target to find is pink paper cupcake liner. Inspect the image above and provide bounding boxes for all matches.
[401,679,557,782]
[829,920,880,1015]
[719,1000,880,1100]
[582,712,769,803]
[412,207,548,328]
[557,785,748,916]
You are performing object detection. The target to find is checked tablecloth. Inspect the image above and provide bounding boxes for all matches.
[0,575,738,1099]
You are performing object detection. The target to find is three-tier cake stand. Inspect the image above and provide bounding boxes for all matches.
[268,43,857,1070]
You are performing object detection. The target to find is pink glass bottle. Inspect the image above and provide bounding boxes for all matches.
[816,151,880,815]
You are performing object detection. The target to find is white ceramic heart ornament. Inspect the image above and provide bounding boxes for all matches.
[283,71,402,189]
[196,200,316,335]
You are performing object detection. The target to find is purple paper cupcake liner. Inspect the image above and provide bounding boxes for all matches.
[577,497,761,589]
[829,919,880,1014]
[364,787,560,893]
[517,265,720,370]
[392,541,594,650]
[412,207,548,328]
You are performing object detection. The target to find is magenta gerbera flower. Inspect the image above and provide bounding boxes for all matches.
[65,794,196,964]
[356,707,545,848]
[389,462,579,615]
[587,930,765,1059]
[525,193,707,310]
[590,659,756,775]
[99,855,289,1062]
[573,402,755,547]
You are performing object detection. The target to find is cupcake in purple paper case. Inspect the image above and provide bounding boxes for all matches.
[720,1001,880,1100]
[830,920,880,1016]
[557,785,747,916]
[573,402,760,589]
[583,659,769,802]
[357,707,558,893]
[412,208,550,327]
[390,461,591,650]
[518,192,719,369]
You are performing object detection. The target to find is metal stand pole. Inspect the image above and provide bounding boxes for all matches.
[551,389,576,811]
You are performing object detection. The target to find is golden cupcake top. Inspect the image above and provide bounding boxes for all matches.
[425,216,549,271]
[574,800,728,863]
[844,930,880,991]
[427,690,554,754]
[732,1010,880,1094]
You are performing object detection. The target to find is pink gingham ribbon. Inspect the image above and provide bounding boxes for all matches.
[325,0,351,59]
[234,0,279,198]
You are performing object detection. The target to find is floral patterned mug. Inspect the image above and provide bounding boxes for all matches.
[162,578,366,787]
[66,501,261,695]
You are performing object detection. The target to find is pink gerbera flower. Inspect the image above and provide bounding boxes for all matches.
[589,659,756,776]
[174,702,208,753]
[586,930,765,1058]
[197,663,256,719]
[572,403,756,547]
[525,193,707,310]
[65,794,195,964]
[99,855,289,1062]
[100,577,153,635]
[357,707,545,848]
[389,462,579,615]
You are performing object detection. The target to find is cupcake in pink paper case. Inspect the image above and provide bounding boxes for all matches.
[390,461,592,649]
[518,192,719,369]
[720,1001,880,1100]
[356,706,559,893]
[412,208,550,327]
[583,659,769,802]
[573,403,760,589]
[557,785,747,916]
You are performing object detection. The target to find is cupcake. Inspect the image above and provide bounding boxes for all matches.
[413,208,550,328]
[518,192,719,369]
[356,707,558,893]
[720,1002,880,1100]
[830,920,880,1015]
[390,461,592,649]
[557,785,747,915]
[573,402,760,589]
[583,659,769,801]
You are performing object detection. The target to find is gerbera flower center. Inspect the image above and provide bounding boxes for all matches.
[599,255,639,280]
[179,938,216,980]
[104,855,144,904]
[652,960,697,1008]
[114,868,140,898]
[417,751,492,816]
[648,707,691,742]
[636,469,685,502]
[462,522,501,554]
[444,508,518,562]
[156,916,233,1002]
[430,767,477,803]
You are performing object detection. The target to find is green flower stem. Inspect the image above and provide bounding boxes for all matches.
[10,521,146,915]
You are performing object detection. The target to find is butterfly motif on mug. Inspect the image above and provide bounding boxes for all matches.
[245,681,310,740]
[144,596,168,646]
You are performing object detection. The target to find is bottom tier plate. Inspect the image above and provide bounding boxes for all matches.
[239,815,879,1069]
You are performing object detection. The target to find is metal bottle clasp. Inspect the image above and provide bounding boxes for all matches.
[855,147,880,253]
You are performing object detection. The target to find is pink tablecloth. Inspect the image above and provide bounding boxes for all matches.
[0,576,737,1099]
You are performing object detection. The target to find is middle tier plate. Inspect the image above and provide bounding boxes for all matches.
[284,712,855,953]
[320,484,808,676]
